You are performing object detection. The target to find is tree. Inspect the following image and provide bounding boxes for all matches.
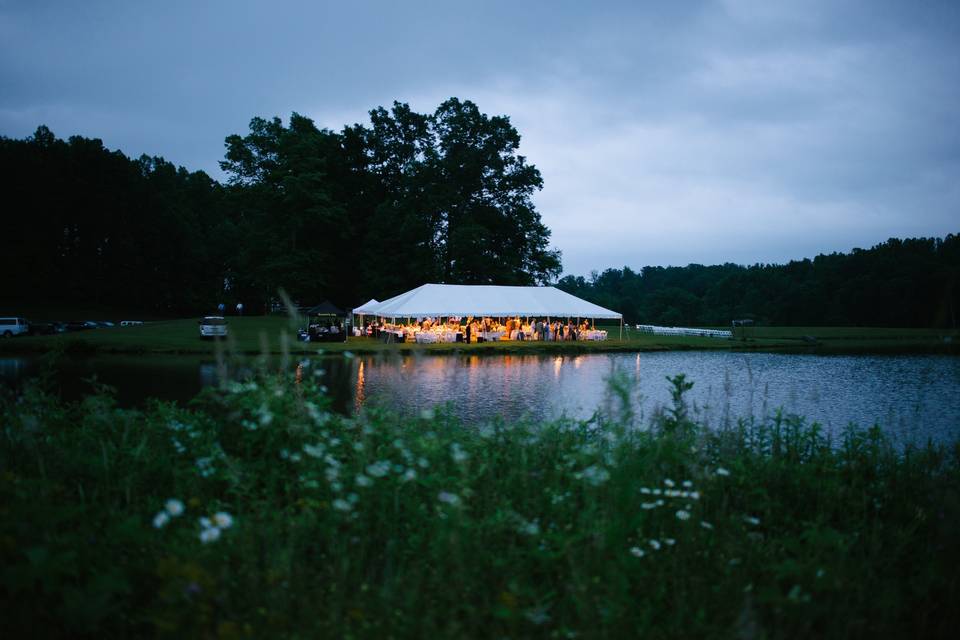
[425,98,561,285]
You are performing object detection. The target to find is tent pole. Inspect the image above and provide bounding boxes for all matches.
[619,317,623,341]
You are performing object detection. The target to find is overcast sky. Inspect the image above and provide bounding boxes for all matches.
[2,0,957,275]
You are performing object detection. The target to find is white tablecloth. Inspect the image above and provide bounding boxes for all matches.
[579,330,607,341]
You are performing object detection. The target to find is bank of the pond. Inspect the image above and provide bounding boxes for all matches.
[0,316,956,355]
[1,372,957,638]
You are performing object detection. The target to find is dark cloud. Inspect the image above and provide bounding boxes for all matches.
[1,0,957,274]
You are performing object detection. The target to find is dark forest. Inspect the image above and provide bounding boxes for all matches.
[1,100,957,327]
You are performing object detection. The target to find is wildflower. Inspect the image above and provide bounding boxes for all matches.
[199,517,212,529]
[663,538,676,546]
[303,443,325,458]
[519,521,540,536]
[649,539,661,550]
[651,488,662,496]
[744,516,761,526]
[640,487,652,494]
[213,512,233,529]
[641,501,659,510]
[629,546,645,558]
[524,606,551,625]
[420,408,435,420]
[153,512,170,529]
[578,465,610,486]
[664,478,675,488]
[165,499,185,517]
[655,499,665,506]
[332,498,352,512]
[401,468,417,482]
[675,510,691,521]
[199,527,221,543]
[682,480,693,488]
[257,404,273,426]
[195,457,216,478]
[450,443,469,463]
[417,457,430,469]
[701,521,714,530]
[366,461,391,478]
[437,491,462,506]
[353,442,365,452]
[355,474,373,488]
[689,491,700,500]
[716,467,731,477]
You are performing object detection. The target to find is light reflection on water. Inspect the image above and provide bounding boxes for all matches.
[1,351,958,444]
[346,351,960,444]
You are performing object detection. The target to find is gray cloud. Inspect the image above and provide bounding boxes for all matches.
[2,0,957,275]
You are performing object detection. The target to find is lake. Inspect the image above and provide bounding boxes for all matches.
[2,351,958,444]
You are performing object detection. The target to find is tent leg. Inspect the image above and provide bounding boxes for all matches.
[619,317,623,341]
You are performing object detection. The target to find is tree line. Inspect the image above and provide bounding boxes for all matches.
[556,235,960,328]
[0,99,560,315]
[2,100,957,327]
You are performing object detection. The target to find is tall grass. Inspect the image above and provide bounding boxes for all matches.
[1,358,957,638]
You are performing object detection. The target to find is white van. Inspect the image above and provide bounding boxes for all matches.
[199,316,228,339]
[0,317,30,338]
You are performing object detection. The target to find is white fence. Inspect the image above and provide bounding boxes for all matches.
[635,324,732,339]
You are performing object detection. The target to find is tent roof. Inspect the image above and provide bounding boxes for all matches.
[365,284,621,319]
[305,300,345,316]
[352,298,380,314]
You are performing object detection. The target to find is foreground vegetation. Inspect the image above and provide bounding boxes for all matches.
[1,316,956,356]
[1,362,957,638]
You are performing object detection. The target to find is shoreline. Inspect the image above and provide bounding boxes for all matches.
[1,336,956,357]
[1,317,955,357]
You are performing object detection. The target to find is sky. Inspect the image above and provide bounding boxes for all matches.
[1,0,958,276]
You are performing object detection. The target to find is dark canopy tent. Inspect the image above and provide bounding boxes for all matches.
[304,301,346,316]
[300,300,348,343]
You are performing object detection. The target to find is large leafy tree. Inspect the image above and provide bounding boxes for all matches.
[219,99,563,307]
[425,98,561,285]
[220,114,349,306]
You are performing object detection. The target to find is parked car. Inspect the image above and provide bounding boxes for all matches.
[63,321,96,332]
[28,321,65,336]
[199,316,228,339]
[120,320,144,327]
[0,317,30,338]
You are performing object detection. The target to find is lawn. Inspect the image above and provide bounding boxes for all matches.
[0,316,955,355]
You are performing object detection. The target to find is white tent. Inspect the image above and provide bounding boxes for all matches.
[366,284,621,319]
[352,298,380,314]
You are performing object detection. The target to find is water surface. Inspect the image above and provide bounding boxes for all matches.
[2,351,958,444]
